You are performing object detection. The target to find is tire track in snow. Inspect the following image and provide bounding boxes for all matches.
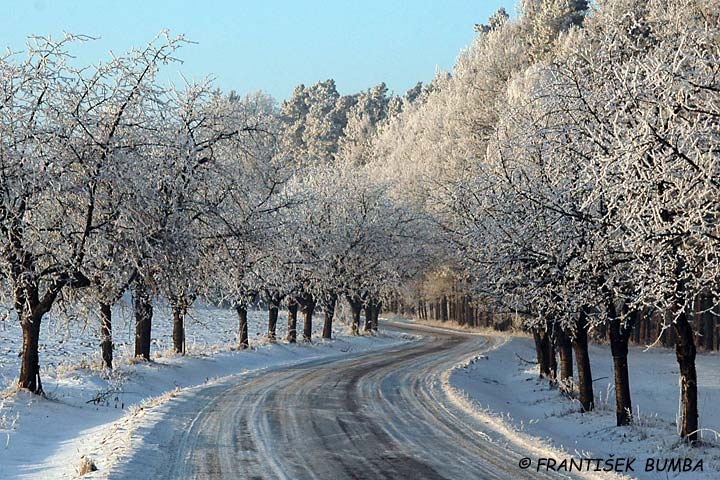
[109,324,575,479]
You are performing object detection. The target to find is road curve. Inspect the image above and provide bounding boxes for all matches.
[109,322,569,479]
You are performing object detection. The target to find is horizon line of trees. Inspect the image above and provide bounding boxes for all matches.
[406,270,720,351]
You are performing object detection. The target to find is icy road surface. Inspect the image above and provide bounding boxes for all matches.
[108,322,570,479]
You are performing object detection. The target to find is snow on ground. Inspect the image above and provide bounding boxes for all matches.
[0,302,410,479]
[442,322,720,479]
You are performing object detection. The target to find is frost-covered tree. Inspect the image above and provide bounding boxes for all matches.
[203,91,291,349]
[520,0,589,60]
[338,83,392,167]
[413,0,720,438]
[559,0,720,440]
[373,0,602,412]
[275,161,426,338]
[0,33,185,392]
[147,83,253,355]
[280,79,356,167]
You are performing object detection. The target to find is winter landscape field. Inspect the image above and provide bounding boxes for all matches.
[1,0,719,478]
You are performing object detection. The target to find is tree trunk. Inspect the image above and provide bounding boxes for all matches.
[302,300,315,342]
[533,329,544,375]
[100,302,113,369]
[19,310,43,393]
[573,310,594,412]
[533,326,556,379]
[555,326,573,382]
[133,279,153,361]
[172,303,186,355]
[674,310,699,443]
[286,300,298,343]
[268,302,279,342]
[633,310,642,344]
[348,297,362,335]
[322,293,337,339]
[371,301,381,331]
[548,328,558,378]
[236,305,249,349]
[15,276,68,393]
[364,302,373,331]
[608,300,633,426]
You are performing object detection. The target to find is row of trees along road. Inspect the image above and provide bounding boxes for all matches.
[3,0,718,448]
[372,0,719,445]
[0,33,430,395]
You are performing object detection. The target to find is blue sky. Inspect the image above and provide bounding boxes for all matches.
[5,0,511,100]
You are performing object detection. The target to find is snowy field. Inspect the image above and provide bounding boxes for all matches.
[446,328,720,479]
[0,299,322,387]
[0,303,410,479]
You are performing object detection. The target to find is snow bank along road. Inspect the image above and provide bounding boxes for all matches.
[108,322,570,479]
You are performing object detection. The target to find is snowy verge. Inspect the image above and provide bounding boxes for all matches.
[443,333,720,479]
[0,326,412,479]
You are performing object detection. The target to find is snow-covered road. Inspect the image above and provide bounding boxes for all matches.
[106,322,568,479]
